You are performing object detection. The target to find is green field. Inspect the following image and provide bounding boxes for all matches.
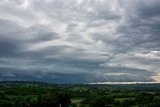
[1,81,160,107]
[115,97,135,102]
[71,98,84,104]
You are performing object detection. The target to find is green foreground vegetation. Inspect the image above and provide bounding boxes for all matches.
[0,81,160,107]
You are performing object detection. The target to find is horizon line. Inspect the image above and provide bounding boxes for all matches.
[90,81,160,85]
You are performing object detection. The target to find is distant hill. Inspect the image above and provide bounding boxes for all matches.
[1,80,160,92]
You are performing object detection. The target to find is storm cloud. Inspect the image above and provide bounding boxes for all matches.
[0,0,160,83]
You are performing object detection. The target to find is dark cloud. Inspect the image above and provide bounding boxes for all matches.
[136,0,160,18]
[0,38,17,56]
[0,0,160,83]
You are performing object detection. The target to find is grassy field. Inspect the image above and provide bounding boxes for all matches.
[71,98,84,103]
[115,97,135,102]
[71,97,84,107]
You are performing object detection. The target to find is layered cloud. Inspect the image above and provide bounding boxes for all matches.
[0,0,160,83]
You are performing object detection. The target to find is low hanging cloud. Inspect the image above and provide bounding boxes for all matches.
[0,0,160,83]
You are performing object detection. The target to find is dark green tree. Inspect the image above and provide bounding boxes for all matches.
[135,93,154,105]
[121,99,135,107]
[56,92,71,107]
[89,96,105,107]
[89,95,115,107]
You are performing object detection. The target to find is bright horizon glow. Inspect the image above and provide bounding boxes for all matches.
[90,81,160,85]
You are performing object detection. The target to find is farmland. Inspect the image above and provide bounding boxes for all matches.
[0,81,160,107]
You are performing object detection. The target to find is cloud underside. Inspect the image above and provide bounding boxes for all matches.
[0,0,160,83]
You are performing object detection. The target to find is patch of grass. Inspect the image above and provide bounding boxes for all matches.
[115,97,135,102]
[71,98,84,104]
[71,87,88,91]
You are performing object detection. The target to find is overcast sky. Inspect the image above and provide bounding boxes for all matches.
[0,0,160,83]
